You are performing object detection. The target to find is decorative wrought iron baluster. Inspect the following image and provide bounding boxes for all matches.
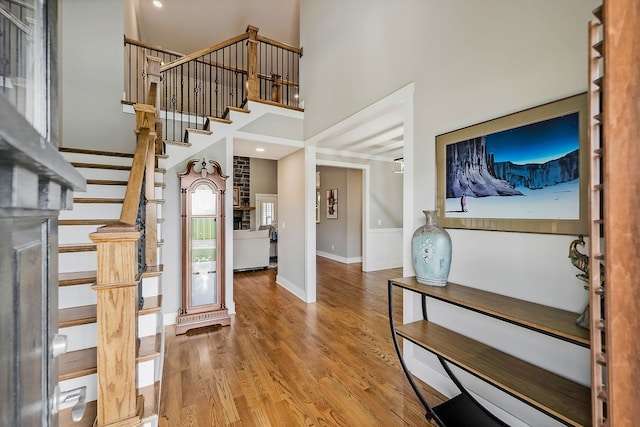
[136,176,147,310]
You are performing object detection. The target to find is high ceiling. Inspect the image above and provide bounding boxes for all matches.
[132,0,300,54]
[131,0,403,162]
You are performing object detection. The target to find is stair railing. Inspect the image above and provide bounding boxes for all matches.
[124,25,302,143]
[89,55,161,427]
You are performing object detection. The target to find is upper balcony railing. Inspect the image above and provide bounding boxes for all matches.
[124,25,302,143]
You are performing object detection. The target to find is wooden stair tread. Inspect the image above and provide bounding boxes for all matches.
[58,399,97,427]
[185,128,213,135]
[390,278,590,347]
[59,304,97,328]
[58,335,162,381]
[74,197,124,204]
[59,294,161,328]
[60,147,164,161]
[71,162,165,173]
[60,218,164,226]
[58,385,159,427]
[206,116,232,125]
[396,321,591,427]
[86,179,165,188]
[226,105,250,114]
[164,139,191,147]
[143,264,164,277]
[140,295,163,315]
[59,347,97,381]
[59,270,96,286]
[139,381,161,421]
[138,333,162,363]
[59,243,97,253]
[60,147,134,158]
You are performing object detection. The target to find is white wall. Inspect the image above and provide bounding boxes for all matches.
[316,153,402,228]
[124,0,140,40]
[276,149,307,300]
[59,0,134,153]
[301,0,598,425]
[346,169,362,259]
[249,157,278,229]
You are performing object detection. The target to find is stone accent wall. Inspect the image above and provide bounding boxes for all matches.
[233,156,251,230]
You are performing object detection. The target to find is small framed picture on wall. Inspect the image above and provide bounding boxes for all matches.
[326,188,338,219]
[233,187,240,207]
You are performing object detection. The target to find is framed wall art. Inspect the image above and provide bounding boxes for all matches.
[435,92,589,235]
[232,187,240,207]
[326,188,338,219]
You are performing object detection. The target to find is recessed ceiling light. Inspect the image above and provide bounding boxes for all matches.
[153,1,162,7]
[256,148,265,152]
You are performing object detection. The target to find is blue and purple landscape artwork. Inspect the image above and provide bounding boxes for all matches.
[445,112,580,220]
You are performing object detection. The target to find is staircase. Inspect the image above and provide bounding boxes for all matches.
[56,147,166,427]
[51,27,304,426]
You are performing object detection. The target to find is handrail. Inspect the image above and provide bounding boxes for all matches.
[160,32,249,72]
[125,25,303,143]
[124,35,185,58]
[257,34,303,56]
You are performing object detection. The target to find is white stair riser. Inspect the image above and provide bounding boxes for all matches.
[139,313,160,338]
[60,203,123,220]
[59,279,159,307]
[59,252,97,274]
[73,167,133,181]
[142,276,160,297]
[59,283,96,308]
[59,323,97,352]
[59,225,102,245]
[58,374,97,411]
[59,314,161,351]
[80,184,127,199]
[61,152,134,167]
[59,223,161,245]
[138,359,157,389]
[155,187,163,200]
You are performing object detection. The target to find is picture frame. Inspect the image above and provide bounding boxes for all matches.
[232,187,240,207]
[326,188,338,219]
[435,92,589,235]
[316,191,321,223]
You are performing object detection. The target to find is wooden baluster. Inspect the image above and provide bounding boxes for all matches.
[90,225,141,427]
[145,55,164,156]
[271,73,282,103]
[246,25,259,100]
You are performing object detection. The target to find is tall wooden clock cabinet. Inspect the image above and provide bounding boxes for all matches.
[175,159,230,334]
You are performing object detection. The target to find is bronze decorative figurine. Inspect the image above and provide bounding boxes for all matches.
[568,235,604,329]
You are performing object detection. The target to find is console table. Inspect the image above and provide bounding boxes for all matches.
[388,277,591,426]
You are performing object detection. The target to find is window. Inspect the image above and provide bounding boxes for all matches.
[256,194,277,227]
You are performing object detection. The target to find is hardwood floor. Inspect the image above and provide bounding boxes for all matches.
[159,257,444,426]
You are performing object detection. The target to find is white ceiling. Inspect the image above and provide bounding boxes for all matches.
[132,0,404,162]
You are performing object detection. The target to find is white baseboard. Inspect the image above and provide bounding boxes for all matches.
[163,312,177,326]
[316,250,361,264]
[275,274,308,301]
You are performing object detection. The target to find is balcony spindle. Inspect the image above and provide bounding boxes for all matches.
[246,25,259,100]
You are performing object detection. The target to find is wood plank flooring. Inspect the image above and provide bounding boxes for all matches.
[159,257,444,426]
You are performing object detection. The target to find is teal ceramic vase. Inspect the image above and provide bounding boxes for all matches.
[411,210,452,286]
